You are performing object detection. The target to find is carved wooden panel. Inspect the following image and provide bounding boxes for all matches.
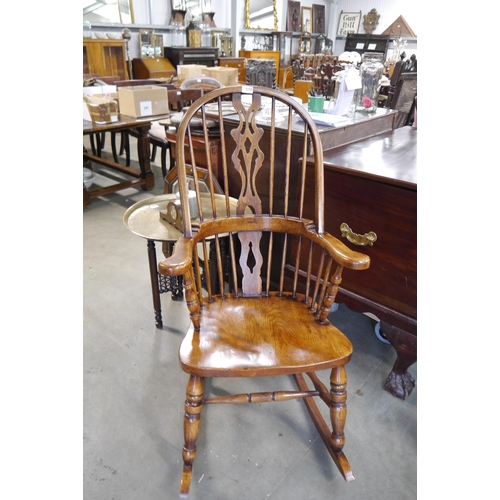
[245,59,277,89]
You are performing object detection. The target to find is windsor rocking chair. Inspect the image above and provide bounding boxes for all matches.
[158,85,370,497]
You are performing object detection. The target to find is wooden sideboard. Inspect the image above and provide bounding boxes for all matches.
[83,39,129,80]
[303,126,417,399]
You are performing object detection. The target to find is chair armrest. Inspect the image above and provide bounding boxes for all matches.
[158,237,194,277]
[319,233,370,271]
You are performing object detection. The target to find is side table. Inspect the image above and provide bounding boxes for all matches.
[124,192,241,328]
[124,194,184,328]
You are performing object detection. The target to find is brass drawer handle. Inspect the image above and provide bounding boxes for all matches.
[340,223,377,246]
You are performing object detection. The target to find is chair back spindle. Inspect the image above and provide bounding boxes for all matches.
[163,85,368,315]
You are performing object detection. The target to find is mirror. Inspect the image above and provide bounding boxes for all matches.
[245,0,278,31]
[83,0,135,24]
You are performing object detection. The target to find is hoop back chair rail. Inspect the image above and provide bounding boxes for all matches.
[157,85,370,497]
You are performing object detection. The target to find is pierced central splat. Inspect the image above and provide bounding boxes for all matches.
[230,93,265,216]
[246,241,256,273]
[238,231,263,295]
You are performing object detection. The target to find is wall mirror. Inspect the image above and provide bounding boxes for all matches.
[245,0,278,30]
[301,6,312,33]
[83,0,135,24]
[172,1,205,18]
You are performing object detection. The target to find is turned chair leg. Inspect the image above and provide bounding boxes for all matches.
[180,375,204,498]
[330,366,348,454]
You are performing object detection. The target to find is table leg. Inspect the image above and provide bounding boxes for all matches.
[380,321,417,400]
[147,239,163,328]
[83,184,91,208]
[135,124,155,191]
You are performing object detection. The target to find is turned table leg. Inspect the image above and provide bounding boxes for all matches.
[147,240,163,329]
[380,321,417,400]
[135,124,155,191]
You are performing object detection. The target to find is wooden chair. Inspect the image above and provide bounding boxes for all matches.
[148,88,204,178]
[384,56,417,128]
[157,85,371,497]
[245,58,277,89]
[180,76,223,93]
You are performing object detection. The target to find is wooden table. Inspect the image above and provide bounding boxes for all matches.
[124,193,240,328]
[303,126,417,399]
[123,194,185,328]
[83,114,170,208]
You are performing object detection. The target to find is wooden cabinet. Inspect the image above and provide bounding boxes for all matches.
[132,58,176,79]
[303,126,417,399]
[83,39,129,80]
[238,50,281,74]
[164,47,219,68]
[218,57,246,83]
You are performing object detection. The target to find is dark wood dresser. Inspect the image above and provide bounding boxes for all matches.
[305,126,417,399]
[164,47,219,68]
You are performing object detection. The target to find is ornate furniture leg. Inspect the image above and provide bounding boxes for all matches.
[181,375,204,498]
[380,321,417,400]
[330,366,347,453]
[147,240,163,328]
[135,124,155,191]
[160,241,184,301]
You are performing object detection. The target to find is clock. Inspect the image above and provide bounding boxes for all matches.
[159,191,199,230]
[162,199,184,231]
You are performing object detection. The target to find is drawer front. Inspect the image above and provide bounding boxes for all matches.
[218,58,246,83]
[301,165,417,325]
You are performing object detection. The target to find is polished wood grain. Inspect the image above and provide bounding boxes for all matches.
[157,86,370,497]
[83,39,129,80]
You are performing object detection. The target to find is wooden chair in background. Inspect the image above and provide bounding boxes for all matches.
[148,88,203,178]
[157,85,371,497]
[180,76,223,93]
[385,55,417,128]
[245,58,277,89]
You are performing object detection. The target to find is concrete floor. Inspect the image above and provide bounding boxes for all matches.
[83,134,417,500]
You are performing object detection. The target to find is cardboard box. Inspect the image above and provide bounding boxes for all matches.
[177,64,207,84]
[117,85,170,118]
[84,95,119,124]
[204,66,238,86]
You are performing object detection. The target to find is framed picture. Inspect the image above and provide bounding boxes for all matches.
[312,4,325,34]
[301,6,312,33]
[287,1,301,32]
[337,11,361,36]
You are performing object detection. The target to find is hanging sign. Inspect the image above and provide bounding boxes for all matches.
[337,11,361,36]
